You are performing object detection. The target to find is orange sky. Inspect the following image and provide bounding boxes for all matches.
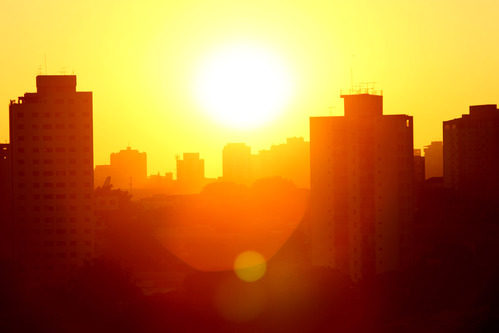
[1,0,498,177]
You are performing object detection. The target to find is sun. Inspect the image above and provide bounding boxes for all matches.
[194,44,293,129]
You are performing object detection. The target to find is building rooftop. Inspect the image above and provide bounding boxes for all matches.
[36,75,77,93]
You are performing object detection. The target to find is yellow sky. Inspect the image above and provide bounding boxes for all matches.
[1,0,498,177]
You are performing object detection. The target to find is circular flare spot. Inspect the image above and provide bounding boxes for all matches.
[234,251,266,282]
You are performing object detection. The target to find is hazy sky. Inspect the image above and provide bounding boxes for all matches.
[1,0,498,177]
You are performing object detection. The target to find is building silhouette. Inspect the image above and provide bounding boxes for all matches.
[94,146,147,190]
[223,143,252,185]
[309,91,414,281]
[9,75,94,274]
[176,153,205,193]
[413,149,425,186]
[253,137,310,189]
[0,143,12,260]
[424,141,443,179]
[443,104,499,200]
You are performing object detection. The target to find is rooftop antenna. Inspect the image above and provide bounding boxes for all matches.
[328,106,334,115]
[350,54,356,91]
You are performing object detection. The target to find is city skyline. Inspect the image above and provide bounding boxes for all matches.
[2,74,499,331]
[2,1,499,330]
[2,0,499,177]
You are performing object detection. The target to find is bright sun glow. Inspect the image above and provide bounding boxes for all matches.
[195,44,293,129]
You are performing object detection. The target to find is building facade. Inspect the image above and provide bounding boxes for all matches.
[310,92,414,281]
[0,144,13,260]
[9,75,94,274]
[443,104,499,200]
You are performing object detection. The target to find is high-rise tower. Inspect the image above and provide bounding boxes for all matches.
[9,75,94,275]
[309,91,414,281]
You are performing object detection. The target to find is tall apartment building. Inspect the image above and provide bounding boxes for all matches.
[223,143,252,185]
[310,92,414,281]
[424,141,443,179]
[443,104,499,200]
[9,75,94,274]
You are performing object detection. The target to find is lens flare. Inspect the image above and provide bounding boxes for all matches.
[233,250,267,282]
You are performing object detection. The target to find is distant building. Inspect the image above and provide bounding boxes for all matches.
[147,172,174,189]
[223,143,252,185]
[310,92,414,281]
[443,104,499,200]
[253,137,310,188]
[110,146,147,190]
[176,153,205,193]
[9,75,94,274]
[424,141,443,179]
[94,147,147,191]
